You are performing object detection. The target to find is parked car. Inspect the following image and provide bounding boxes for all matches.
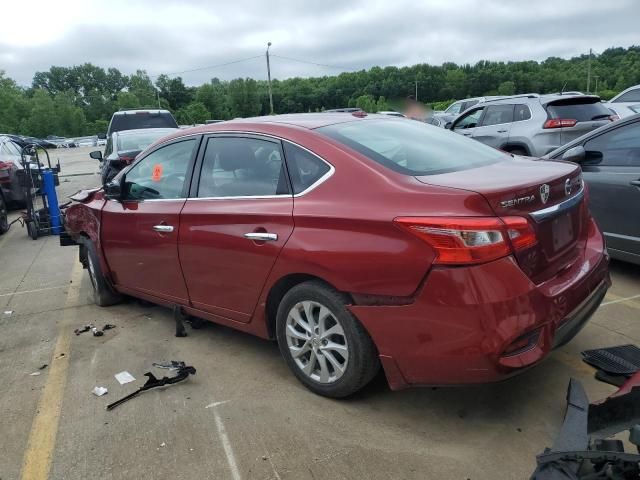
[21,137,58,149]
[449,93,617,156]
[63,113,610,398]
[0,135,28,206]
[433,96,501,126]
[106,109,179,137]
[324,108,363,113]
[546,113,640,265]
[91,128,179,184]
[606,84,640,119]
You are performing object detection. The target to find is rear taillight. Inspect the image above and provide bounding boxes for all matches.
[543,119,577,129]
[394,216,537,265]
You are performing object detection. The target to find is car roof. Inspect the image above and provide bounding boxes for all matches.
[113,109,172,115]
[547,112,640,158]
[609,84,640,102]
[114,127,179,137]
[474,93,601,107]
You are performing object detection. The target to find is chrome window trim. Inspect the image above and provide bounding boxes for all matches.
[529,186,584,223]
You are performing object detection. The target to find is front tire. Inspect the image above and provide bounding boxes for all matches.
[276,281,379,398]
[84,240,123,306]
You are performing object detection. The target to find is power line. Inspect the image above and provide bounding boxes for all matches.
[156,55,263,78]
[270,54,354,71]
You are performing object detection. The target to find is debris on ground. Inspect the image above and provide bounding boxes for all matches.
[75,323,117,337]
[29,371,41,376]
[92,386,108,397]
[39,364,48,370]
[4,310,13,316]
[106,364,196,411]
[115,371,136,385]
[56,353,65,359]
[152,360,186,371]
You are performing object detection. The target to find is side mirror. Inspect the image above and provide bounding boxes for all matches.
[561,145,586,163]
[90,150,102,160]
[445,122,453,130]
[97,133,107,140]
[103,178,122,199]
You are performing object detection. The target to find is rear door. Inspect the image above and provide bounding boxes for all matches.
[545,97,612,144]
[178,135,294,322]
[472,104,513,148]
[581,121,640,258]
[101,137,198,303]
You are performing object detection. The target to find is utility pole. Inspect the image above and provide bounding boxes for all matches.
[594,75,599,96]
[156,89,161,109]
[266,42,274,115]
[415,80,418,102]
[587,48,592,93]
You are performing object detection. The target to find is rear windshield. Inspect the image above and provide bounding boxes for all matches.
[317,119,506,176]
[117,130,175,152]
[546,98,611,122]
[109,112,178,134]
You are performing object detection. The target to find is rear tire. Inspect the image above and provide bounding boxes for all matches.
[26,220,38,240]
[0,196,9,235]
[84,240,123,307]
[276,281,379,398]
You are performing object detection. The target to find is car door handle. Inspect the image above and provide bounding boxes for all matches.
[152,224,174,233]
[244,232,278,241]
[497,129,508,133]
[462,132,472,136]
[630,180,640,187]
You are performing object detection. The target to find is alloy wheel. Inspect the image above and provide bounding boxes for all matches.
[285,300,349,384]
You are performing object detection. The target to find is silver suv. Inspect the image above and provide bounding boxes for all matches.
[449,93,615,156]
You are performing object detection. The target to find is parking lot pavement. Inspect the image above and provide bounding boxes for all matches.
[1,148,639,480]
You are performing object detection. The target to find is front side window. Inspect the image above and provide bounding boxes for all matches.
[318,118,506,176]
[123,139,195,200]
[453,108,484,129]
[479,105,514,126]
[197,137,289,198]
[584,122,640,166]
[283,142,331,194]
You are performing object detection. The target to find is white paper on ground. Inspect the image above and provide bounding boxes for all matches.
[92,386,108,396]
[114,371,136,385]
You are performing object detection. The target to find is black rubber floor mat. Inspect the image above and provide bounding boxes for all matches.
[581,344,640,376]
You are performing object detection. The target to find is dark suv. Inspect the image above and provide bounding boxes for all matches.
[106,109,178,137]
[449,94,616,156]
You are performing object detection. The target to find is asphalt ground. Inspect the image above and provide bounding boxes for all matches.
[0,147,638,480]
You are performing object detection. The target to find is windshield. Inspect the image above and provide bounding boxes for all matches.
[109,112,178,134]
[318,119,507,176]
[117,130,176,152]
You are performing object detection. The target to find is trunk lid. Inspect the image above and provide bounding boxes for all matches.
[416,157,587,284]
[545,96,613,144]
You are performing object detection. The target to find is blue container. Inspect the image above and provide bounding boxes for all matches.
[41,169,61,235]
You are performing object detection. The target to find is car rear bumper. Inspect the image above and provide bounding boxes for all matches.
[349,223,610,390]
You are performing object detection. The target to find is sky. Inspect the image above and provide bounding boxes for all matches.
[1,0,638,86]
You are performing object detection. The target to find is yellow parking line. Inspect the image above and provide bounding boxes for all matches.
[20,261,84,480]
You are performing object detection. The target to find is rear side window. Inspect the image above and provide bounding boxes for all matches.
[109,112,178,135]
[197,137,289,198]
[546,99,611,122]
[318,119,506,176]
[480,105,513,126]
[283,142,331,194]
[612,88,640,103]
[584,122,640,166]
[514,104,532,121]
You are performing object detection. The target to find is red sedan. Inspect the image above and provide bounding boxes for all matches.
[63,113,610,397]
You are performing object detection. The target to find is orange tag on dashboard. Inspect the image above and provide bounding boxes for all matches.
[152,164,163,182]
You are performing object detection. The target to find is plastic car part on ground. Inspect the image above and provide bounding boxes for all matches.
[531,366,640,478]
[106,364,196,411]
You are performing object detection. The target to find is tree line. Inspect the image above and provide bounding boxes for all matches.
[1,46,639,138]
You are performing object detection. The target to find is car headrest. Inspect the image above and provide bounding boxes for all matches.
[218,142,255,171]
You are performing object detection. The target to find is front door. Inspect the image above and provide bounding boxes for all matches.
[179,135,294,322]
[452,106,485,140]
[582,121,640,258]
[101,137,199,303]
[472,104,513,148]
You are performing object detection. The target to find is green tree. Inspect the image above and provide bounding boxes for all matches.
[497,81,516,95]
[175,101,210,124]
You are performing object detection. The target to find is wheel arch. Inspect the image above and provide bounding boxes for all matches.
[264,273,351,339]
[500,142,531,155]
